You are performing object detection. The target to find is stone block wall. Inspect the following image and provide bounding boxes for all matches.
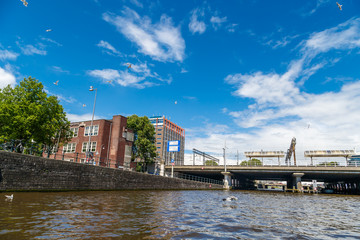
[0,151,222,191]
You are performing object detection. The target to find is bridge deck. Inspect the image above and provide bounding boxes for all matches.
[166,165,360,182]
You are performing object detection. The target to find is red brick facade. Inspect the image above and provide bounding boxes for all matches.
[47,115,135,169]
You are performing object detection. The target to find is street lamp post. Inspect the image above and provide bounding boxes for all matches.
[87,86,97,164]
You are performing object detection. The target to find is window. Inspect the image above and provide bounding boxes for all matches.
[63,143,76,153]
[157,138,161,140]
[84,125,99,136]
[157,142,161,144]
[70,127,79,137]
[82,142,97,152]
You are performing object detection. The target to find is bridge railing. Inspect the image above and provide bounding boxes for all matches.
[175,172,223,185]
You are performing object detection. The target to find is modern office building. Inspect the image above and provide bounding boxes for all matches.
[48,115,135,169]
[149,116,185,166]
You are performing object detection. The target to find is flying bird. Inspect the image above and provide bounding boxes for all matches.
[5,194,13,201]
[106,80,112,83]
[127,63,132,69]
[82,104,86,107]
[20,0,28,7]
[46,29,52,32]
[175,101,177,105]
[53,80,59,85]
[336,2,342,10]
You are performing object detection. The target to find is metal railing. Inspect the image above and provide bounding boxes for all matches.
[175,172,223,185]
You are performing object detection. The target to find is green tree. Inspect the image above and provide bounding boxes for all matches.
[205,160,218,166]
[240,158,263,166]
[317,161,339,166]
[126,115,157,172]
[0,77,71,154]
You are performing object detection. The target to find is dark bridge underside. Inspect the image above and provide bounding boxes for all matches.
[167,166,360,182]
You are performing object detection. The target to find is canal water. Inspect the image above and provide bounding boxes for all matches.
[1,190,360,239]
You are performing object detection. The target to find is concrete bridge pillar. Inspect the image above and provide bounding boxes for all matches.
[287,173,304,190]
[221,172,232,190]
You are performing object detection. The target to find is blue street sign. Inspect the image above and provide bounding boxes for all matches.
[171,159,174,163]
[167,140,180,152]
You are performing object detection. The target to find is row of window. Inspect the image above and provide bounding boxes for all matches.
[69,125,99,137]
[63,142,97,153]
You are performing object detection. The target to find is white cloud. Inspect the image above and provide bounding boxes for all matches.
[97,40,121,56]
[0,49,19,61]
[209,18,360,164]
[66,113,104,122]
[88,62,168,88]
[103,8,185,62]
[51,66,70,74]
[0,66,16,88]
[302,18,360,56]
[21,44,47,56]
[210,16,227,30]
[88,69,120,81]
[189,8,207,34]
[225,59,304,107]
[40,37,62,47]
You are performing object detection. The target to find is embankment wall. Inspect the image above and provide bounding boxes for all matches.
[0,151,222,191]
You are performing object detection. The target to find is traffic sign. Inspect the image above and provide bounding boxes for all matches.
[167,140,180,152]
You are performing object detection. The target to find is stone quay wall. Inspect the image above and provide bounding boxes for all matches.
[0,151,222,191]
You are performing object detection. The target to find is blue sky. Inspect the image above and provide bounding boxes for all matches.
[1,0,360,165]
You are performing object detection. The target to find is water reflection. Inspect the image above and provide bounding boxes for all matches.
[1,191,360,239]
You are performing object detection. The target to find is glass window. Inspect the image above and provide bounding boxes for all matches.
[70,127,79,137]
[63,143,76,153]
[84,125,99,136]
[82,142,97,152]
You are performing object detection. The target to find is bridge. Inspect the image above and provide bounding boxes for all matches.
[165,165,360,193]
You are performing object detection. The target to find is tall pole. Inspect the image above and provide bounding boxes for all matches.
[236,150,239,165]
[223,141,226,172]
[87,86,97,163]
[223,147,227,172]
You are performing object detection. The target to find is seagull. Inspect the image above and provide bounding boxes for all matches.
[46,29,52,32]
[5,194,13,201]
[82,104,86,107]
[106,80,112,83]
[336,2,342,10]
[20,0,28,7]
[53,80,59,85]
[223,196,238,201]
[127,63,132,69]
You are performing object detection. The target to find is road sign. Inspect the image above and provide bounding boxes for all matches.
[171,159,174,163]
[167,140,180,152]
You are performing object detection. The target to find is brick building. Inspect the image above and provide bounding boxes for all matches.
[49,115,135,169]
[149,116,185,166]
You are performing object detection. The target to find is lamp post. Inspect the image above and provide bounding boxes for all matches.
[87,86,97,164]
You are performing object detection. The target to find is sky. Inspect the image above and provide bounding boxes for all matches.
[1,0,360,165]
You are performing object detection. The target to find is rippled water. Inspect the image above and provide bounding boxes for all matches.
[1,190,360,239]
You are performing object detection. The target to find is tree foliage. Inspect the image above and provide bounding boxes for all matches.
[240,158,263,166]
[317,161,339,166]
[126,115,157,171]
[0,77,71,153]
[205,160,218,166]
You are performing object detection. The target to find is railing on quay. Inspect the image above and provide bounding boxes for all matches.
[175,172,223,185]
